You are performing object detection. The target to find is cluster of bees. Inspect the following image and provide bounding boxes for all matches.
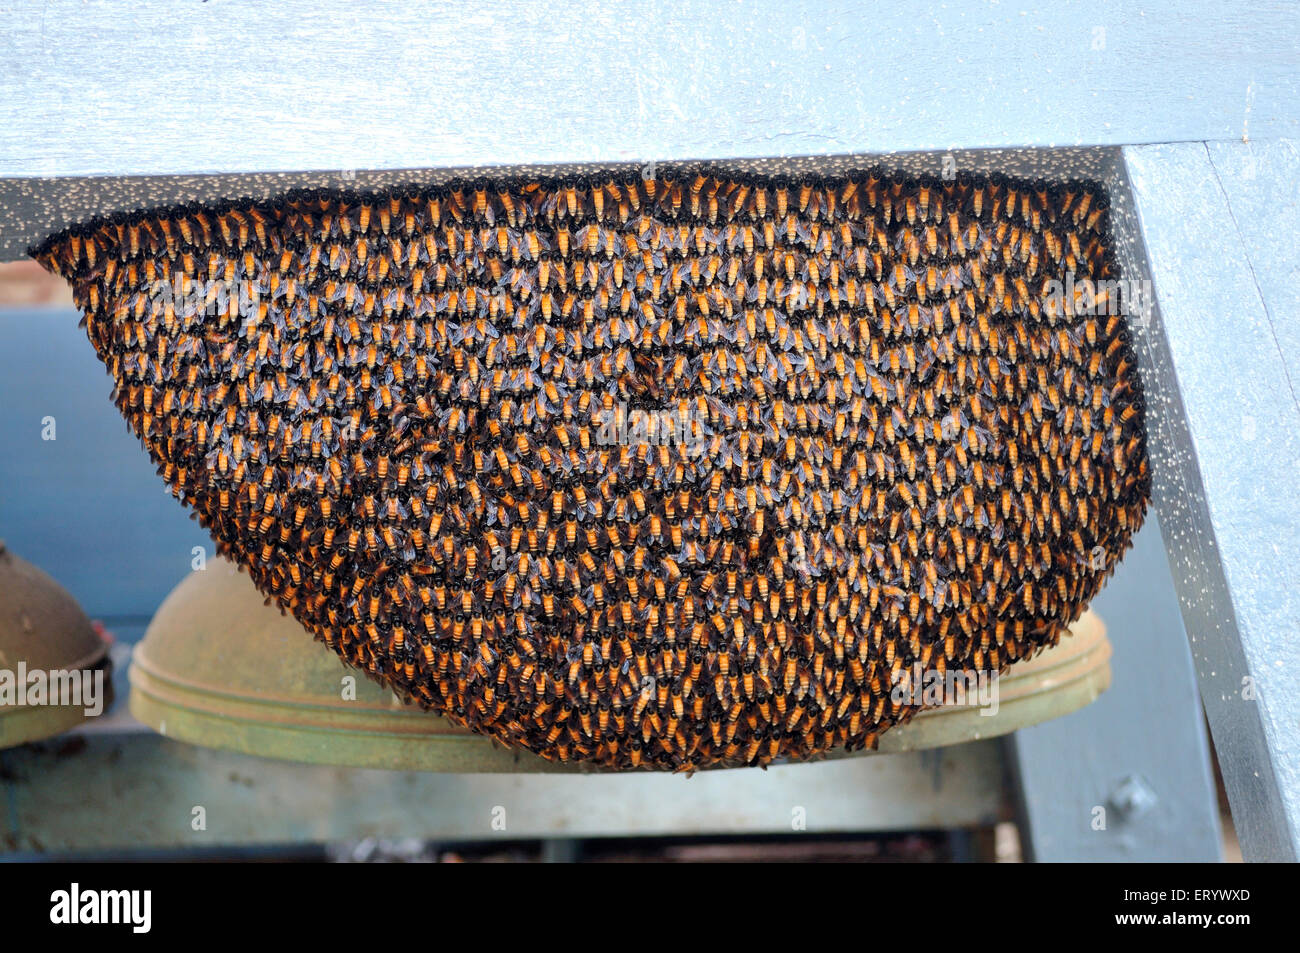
[35,166,1149,771]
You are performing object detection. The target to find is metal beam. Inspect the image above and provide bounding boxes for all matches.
[2,0,1295,182]
[1,716,1005,852]
[1120,140,1300,861]
[2,0,1299,258]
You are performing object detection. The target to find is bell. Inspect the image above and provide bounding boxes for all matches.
[0,540,114,749]
[129,557,1111,771]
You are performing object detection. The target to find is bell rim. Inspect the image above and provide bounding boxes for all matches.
[127,590,1109,772]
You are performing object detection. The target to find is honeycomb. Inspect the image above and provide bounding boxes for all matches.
[34,168,1149,770]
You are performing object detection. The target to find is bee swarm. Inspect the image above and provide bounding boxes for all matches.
[35,168,1149,771]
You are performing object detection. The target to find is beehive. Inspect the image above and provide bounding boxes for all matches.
[33,168,1149,770]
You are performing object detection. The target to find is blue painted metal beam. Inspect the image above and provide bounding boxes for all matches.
[1122,139,1300,861]
[1,0,1296,182]
[1,0,1299,258]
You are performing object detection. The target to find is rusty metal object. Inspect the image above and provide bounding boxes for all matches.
[129,558,1109,771]
[0,540,113,748]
